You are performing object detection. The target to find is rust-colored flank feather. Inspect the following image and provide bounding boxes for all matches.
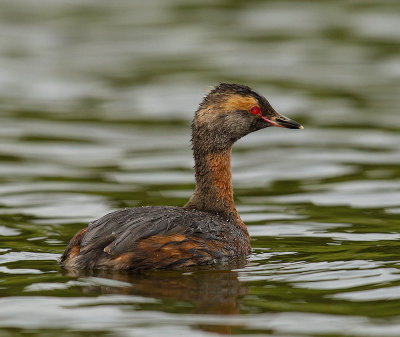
[60,83,303,271]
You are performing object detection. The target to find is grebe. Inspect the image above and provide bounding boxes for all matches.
[60,83,303,271]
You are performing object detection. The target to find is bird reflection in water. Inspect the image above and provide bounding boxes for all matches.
[64,259,248,334]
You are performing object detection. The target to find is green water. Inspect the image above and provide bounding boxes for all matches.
[0,1,400,336]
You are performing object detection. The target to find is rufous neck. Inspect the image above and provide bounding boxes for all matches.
[184,145,238,218]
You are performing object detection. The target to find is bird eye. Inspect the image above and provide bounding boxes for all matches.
[250,106,260,115]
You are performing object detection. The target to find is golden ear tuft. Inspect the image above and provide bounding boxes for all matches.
[222,95,258,112]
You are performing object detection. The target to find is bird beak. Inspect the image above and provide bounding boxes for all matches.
[261,113,304,130]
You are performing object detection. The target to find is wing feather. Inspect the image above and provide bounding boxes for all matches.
[79,206,225,256]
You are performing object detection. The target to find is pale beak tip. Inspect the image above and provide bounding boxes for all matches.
[299,125,304,130]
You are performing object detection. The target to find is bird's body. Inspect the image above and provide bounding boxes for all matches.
[61,206,250,270]
[60,83,303,271]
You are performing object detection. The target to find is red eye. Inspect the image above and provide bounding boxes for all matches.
[250,106,260,115]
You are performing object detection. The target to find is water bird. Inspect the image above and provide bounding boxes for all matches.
[60,83,303,270]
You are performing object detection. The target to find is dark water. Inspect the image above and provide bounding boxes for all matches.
[1,1,400,336]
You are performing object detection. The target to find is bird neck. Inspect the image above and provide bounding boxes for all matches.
[184,144,238,219]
